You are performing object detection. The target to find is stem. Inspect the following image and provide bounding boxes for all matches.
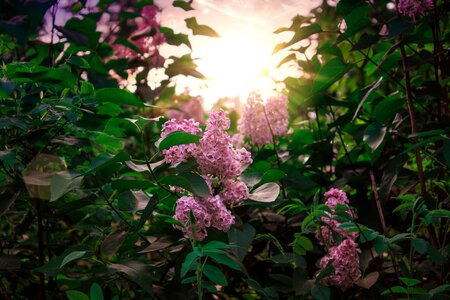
[34,198,46,300]
[369,170,388,236]
[262,105,287,200]
[329,106,356,172]
[196,257,205,300]
[394,1,427,197]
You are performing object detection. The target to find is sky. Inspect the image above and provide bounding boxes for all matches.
[154,0,320,108]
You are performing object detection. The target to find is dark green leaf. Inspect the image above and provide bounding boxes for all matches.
[66,291,89,300]
[161,172,210,198]
[312,58,349,93]
[185,17,219,37]
[363,123,387,152]
[207,253,241,271]
[132,194,158,232]
[181,251,199,277]
[35,246,93,276]
[112,179,155,192]
[67,56,90,69]
[90,283,104,300]
[101,231,127,258]
[202,264,227,286]
[166,54,205,79]
[118,190,150,212]
[158,131,201,151]
[173,0,193,11]
[228,223,256,262]
[97,88,144,107]
[311,284,330,300]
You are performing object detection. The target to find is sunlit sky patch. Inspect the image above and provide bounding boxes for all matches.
[155,0,319,109]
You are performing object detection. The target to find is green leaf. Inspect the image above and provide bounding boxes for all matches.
[161,172,210,198]
[412,238,428,254]
[430,284,450,297]
[293,235,313,255]
[166,54,205,79]
[50,171,83,201]
[352,76,383,122]
[400,277,421,287]
[112,179,155,192]
[426,209,450,220]
[228,223,256,262]
[97,88,144,107]
[202,264,228,286]
[248,183,280,202]
[273,24,322,53]
[363,123,387,152]
[203,241,232,250]
[35,246,93,276]
[132,194,158,232]
[311,284,330,300]
[181,251,199,277]
[185,17,220,37]
[173,0,193,11]
[90,283,104,300]
[207,253,241,271]
[158,131,201,151]
[66,291,89,300]
[61,251,89,269]
[257,169,286,187]
[67,56,90,69]
[107,261,153,295]
[374,94,404,124]
[312,58,349,93]
[85,152,131,174]
[101,231,127,258]
[118,190,151,212]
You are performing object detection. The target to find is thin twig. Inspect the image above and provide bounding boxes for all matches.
[369,170,388,236]
[262,105,287,200]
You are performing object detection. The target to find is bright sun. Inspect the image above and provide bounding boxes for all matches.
[193,30,283,109]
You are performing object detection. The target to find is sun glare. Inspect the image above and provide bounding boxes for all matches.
[193,30,282,109]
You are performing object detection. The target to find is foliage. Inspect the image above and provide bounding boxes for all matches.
[0,0,449,299]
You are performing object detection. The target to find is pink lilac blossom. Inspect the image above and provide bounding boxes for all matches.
[238,93,289,147]
[161,118,202,165]
[219,180,249,206]
[173,195,235,240]
[397,0,433,18]
[319,239,362,291]
[204,195,235,231]
[316,188,358,246]
[173,196,211,241]
[194,110,252,178]
[110,4,165,63]
[168,111,253,240]
[167,96,205,123]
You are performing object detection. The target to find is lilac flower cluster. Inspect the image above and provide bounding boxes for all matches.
[316,188,359,246]
[319,239,362,291]
[111,5,166,65]
[316,188,361,290]
[162,111,252,240]
[161,118,202,165]
[238,93,289,147]
[397,0,433,18]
